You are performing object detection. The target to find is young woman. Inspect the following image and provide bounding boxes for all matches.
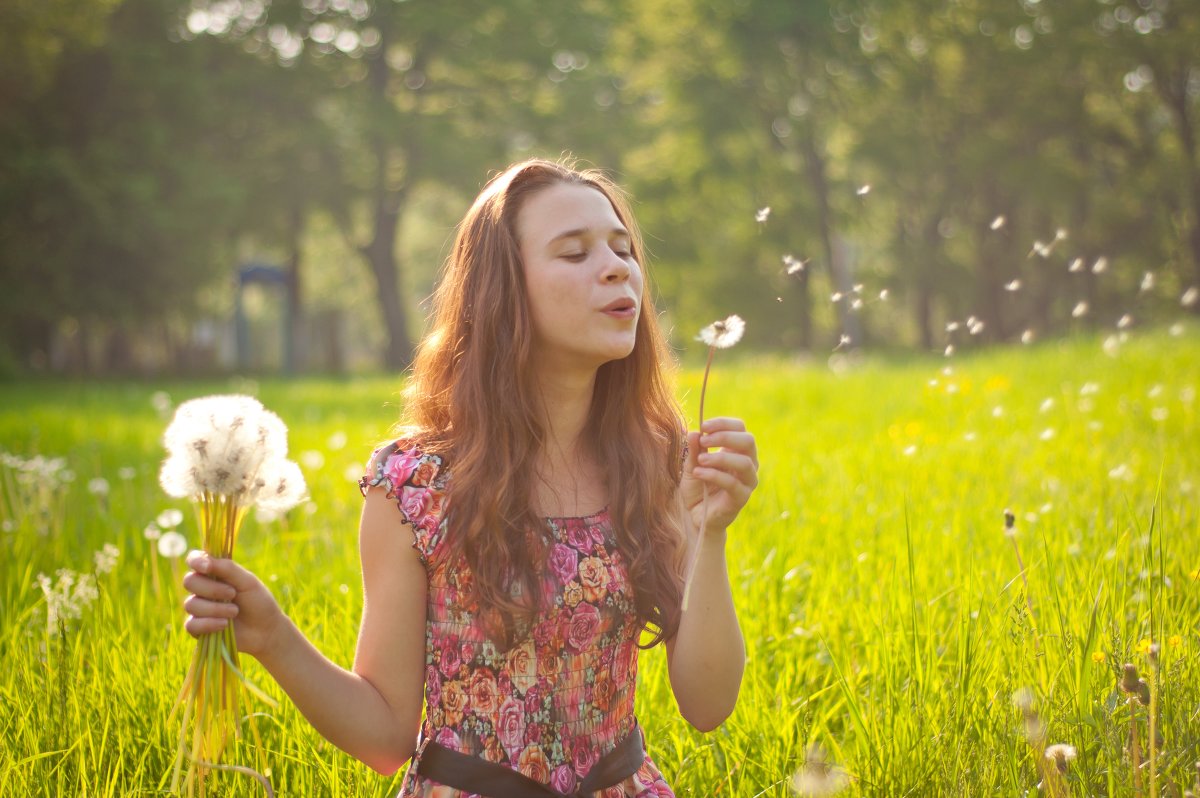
[182,159,758,797]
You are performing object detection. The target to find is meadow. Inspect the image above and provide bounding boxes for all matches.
[2,328,1198,797]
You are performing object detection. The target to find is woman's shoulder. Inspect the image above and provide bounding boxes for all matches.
[359,437,449,497]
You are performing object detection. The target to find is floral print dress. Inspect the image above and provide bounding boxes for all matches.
[359,441,675,798]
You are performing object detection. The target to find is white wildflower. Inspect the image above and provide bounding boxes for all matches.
[696,315,746,349]
[93,544,120,575]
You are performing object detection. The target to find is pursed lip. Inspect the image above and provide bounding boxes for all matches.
[600,296,638,313]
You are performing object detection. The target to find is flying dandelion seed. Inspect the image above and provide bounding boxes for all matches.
[1103,335,1120,357]
[1029,241,1051,258]
[878,289,889,301]
[856,184,871,196]
[755,206,771,223]
[946,321,960,332]
[783,255,808,275]
[1040,428,1055,441]
[1072,301,1089,318]
[1039,398,1054,413]
[969,320,985,335]
[1021,329,1035,344]
[944,345,955,357]
[852,283,863,294]
[1169,322,1184,336]
[1182,287,1199,307]
[1005,280,1022,291]
[1092,257,1108,274]
[1117,314,1133,329]
[1068,258,1085,273]
[831,292,843,302]
[992,406,1004,418]
[836,333,852,350]
[1140,272,1155,292]
[1054,228,1068,241]
[850,298,863,310]
[990,215,1006,230]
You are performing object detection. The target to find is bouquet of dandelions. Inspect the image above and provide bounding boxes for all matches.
[159,395,306,797]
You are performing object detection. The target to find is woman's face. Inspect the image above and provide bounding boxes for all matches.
[515,182,643,375]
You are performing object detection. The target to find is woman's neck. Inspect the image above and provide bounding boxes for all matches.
[530,367,605,516]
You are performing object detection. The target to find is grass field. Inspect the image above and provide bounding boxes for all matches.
[2,328,1198,797]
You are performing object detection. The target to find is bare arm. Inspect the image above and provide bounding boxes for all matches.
[664,419,757,731]
[183,487,427,775]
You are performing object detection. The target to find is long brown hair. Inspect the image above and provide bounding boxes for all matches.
[398,158,686,649]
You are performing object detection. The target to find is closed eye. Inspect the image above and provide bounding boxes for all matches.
[561,252,588,262]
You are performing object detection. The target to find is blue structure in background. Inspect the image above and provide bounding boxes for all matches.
[234,262,296,374]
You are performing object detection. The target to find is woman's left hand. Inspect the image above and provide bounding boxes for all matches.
[681,417,759,536]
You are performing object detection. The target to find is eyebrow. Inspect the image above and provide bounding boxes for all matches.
[547,226,630,246]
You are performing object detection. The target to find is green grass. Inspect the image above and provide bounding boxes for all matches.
[2,328,1198,796]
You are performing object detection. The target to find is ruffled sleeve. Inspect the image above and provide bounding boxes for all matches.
[358,440,448,568]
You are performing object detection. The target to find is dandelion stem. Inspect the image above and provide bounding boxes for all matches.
[682,345,716,612]
[1148,664,1158,798]
[1130,695,1143,798]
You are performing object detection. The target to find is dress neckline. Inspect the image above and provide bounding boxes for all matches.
[542,505,610,523]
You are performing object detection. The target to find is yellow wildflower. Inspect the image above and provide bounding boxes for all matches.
[1091,651,1106,664]
[1135,638,1153,655]
[1168,635,1182,648]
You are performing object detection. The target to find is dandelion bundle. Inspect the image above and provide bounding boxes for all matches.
[160,395,306,797]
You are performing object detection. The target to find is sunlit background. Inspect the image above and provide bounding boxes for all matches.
[1,0,1197,374]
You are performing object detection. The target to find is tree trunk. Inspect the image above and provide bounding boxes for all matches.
[284,205,304,375]
[1159,57,1200,306]
[359,30,413,370]
[801,125,857,347]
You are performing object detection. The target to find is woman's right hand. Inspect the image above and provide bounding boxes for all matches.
[182,551,286,660]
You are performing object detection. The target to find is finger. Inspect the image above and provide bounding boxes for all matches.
[182,571,238,602]
[698,430,757,458]
[184,615,229,637]
[186,551,259,592]
[685,430,703,470]
[692,464,751,496]
[184,595,240,619]
[699,417,747,435]
[696,450,758,485]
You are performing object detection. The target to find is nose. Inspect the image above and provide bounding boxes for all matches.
[601,249,631,283]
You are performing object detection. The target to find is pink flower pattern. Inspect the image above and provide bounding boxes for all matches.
[359,441,674,797]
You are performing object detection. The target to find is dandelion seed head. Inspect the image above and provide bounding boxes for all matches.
[87,477,110,498]
[157,531,188,559]
[253,458,308,513]
[696,315,746,349]
[1044,744,1077,774]
[156,508,184,529]
[1011,686,1034,711]
[144,522,162,541]
[790,744,849,797]
[118,466,136,481]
